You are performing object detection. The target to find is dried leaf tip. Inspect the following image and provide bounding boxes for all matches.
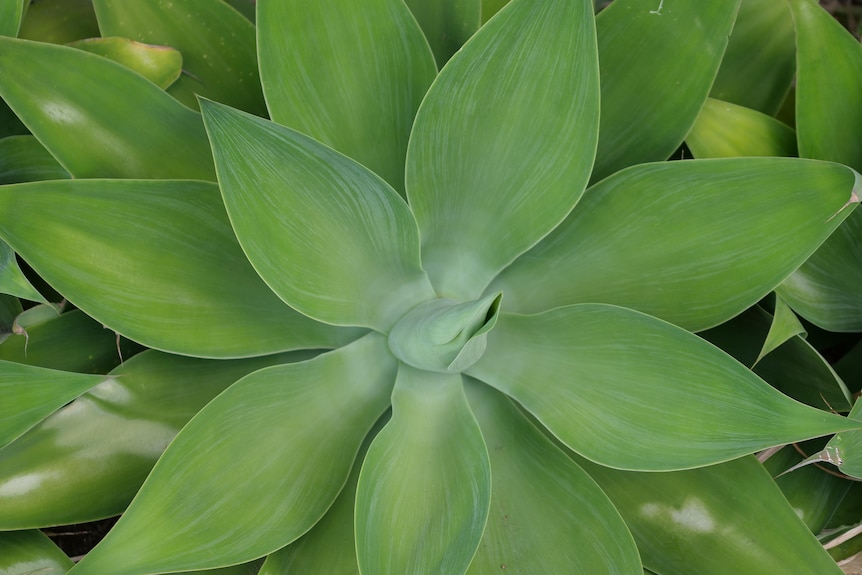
[826,172,862,222]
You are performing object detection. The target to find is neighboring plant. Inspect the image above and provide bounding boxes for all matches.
[1,0,862,574]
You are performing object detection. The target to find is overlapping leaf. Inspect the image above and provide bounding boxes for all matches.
[0,530,73,575]
[405,0,480,67]
[686,98,797,158]
[69,37,183,90]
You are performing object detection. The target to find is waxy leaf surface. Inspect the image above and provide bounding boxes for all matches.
[591,0,738,182]
[580,456,845,575]
[469,304,858,471]
[0,36,214,180]
[17,0,99,44]
[93,0,266,115]
[71,334,395,575]
[355,366,490,575]
[0,135,70,184]
[464,380,642,574]
[0,179,355,358]
[0,0,25,37]
[0,361,104,450]
[69,37,183,90]
[0,530,73,575]
[686,98,797,159]
[405,0,480,67]
[492,158,861,331]
[258,0,436,194]
[406,0,599,300]
[0,242,44,303]
[202,100,435,332]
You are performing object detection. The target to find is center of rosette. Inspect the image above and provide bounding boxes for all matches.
[387,292,502,373]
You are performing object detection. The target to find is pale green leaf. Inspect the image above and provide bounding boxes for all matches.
[0,179,357,358]
[468,304,859,471]
[0,0,26,37]
[754,296,807,366]
[407,0,599,300]
[591,0,739,182]
[0,530,73,574]
[201,99,435,332]
[0,360,104,450]
[405,0,480,67]
[355,366,490,575]
[0,348,313,529]
[0,135,70,184]
[777,0,862,332]
[70,334,395,575]
[0,36,214,180]
[492,158,861,332]
[710,0,795,115]
[821,398,862,480]
[258,0,436,194]
[579,456,845,575]
[93,0,266,115]
[69,37,183,90]
[464,379,642,575]
[686,98,797,159]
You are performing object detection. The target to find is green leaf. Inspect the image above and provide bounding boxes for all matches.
[686,98,798,159]
[0,36,215,180]
[0,241,45,303]
[92,0,266,115]
[17,0,99,44]
[480,0,509,22]
[0,361,104,450]
[0,348,313,529]
[0,294,21,337]
[776,0,862,332]
[258,0,436,194]
[579,456,846,575]
[591,0,739,182]
[0,179,357,358]
[70,333,395,575]
[259,415,387,575]
[700,306,851,412]
[754,296,807,366]
[492,158,861,332]
[69,37,183,90]
[468,304,859,471]
[0,530,73,574]
[355,366,490,575]
[0,135,70,184]
[406,0,599,301]
[464,379,642,574]
[709,0,796,115]
[405,0,480,67]
[0,0,26,37]
[202,100,435,332]
[819,398,862,480]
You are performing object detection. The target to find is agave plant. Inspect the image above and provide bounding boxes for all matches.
[2,0,862,573]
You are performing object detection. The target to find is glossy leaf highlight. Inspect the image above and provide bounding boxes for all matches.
[69,37,183,90]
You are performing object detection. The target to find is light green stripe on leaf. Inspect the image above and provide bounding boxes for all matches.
[592,0,739,182]
[258,0,436,195]
[70,333,396,575]
[0,36,214,180]
[355,365,490,575]
[468,304,859,471]
[492,158,860,332]
[407,0,599,301]
[0,179,358,358]
[202,99,435,332]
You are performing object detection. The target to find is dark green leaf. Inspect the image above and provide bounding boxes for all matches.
[0,530,73,574]
[17,0,99,44]
[0,135,70,184]
[0,241,45,303]
[405,0,480,67]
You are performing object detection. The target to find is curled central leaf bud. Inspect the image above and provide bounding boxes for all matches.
[387,293,502,373]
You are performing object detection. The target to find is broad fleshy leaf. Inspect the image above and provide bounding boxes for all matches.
[0,179,356,358]
[69,37,183,90]
[202,99,435,332]
[464,379,642,574]
[709,0,795,115]
[406,0,599,300]
[258,0,436,194]
[405,0,480,67]
[0,0,25,37]
[777,0,862,332]
[591,0,738,182]
[468,304,859,471]
[578,455,846,575]
[0,361,104,450]
[755,296,807,366]
[355,366,490,575]
[0,241,44,303]
[70,334,395,575]
[17,0,99,44]
[0,135,70,184]
[0,530,73,574]
[700,306,851,411]
[0,36,215,180]
[93,0,266,115]
[816,398,862,480]
[0,348,313,529]
[686,98,797,159]
[492,158,861,331]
